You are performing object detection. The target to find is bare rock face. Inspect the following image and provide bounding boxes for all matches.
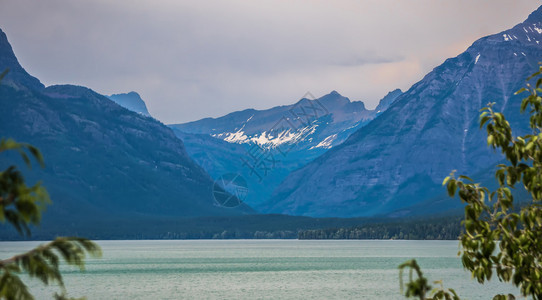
[263,6,542,217]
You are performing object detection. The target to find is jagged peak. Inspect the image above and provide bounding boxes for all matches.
[107,91,151,116]
[375,88,403,112]
[318,90,351,104]
[383,88,402,98]
[0,28,44,90]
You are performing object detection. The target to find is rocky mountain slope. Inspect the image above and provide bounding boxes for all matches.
[263,5,542,217]
[0,28,252,226]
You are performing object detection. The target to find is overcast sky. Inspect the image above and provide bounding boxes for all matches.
[0,1,539,123]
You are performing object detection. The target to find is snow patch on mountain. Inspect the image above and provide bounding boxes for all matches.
[310,134,338,149]
[221,130,249,143]
[217,124,319,149]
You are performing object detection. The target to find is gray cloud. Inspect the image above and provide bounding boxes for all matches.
[0,0,539,123]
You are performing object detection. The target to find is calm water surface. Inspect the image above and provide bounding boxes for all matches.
[0,240,519,299]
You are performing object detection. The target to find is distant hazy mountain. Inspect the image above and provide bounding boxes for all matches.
[172,90,401,150]
[108,91,151,117]
[169,90,402,207]
[374,89,403,113]
[262,5,542,217]
[0,28,252,227]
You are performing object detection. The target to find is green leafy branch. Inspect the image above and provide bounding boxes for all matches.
[399,259,460,300]
[0,237,101,300]
[0,139,49,237]
[0,136,102,299]
[400,65,542,299]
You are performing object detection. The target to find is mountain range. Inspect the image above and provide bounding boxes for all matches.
[0,28,252,230]
[169,89,402,207]
[262,5,542,217]
[1,4,540,233]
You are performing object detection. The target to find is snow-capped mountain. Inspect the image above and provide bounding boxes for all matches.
[169,90,402,207]
[172,91,401,150]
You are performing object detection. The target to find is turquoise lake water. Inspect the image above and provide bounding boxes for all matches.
[0,240,519,299]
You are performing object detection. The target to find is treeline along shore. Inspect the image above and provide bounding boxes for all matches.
[1,214,463,240]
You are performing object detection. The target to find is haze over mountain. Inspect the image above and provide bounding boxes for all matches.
[0,27,252,231]
[262,5,542,217]
[169,90,402,207]
[107,92,152,117]
[1,4,540,236]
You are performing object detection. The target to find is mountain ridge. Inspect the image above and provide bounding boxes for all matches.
[169,89,402,207]
[0,27,253,227]
[0,29,43,90]
[262,5,542,217]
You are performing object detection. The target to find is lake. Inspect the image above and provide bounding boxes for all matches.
[0,240,518,299]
